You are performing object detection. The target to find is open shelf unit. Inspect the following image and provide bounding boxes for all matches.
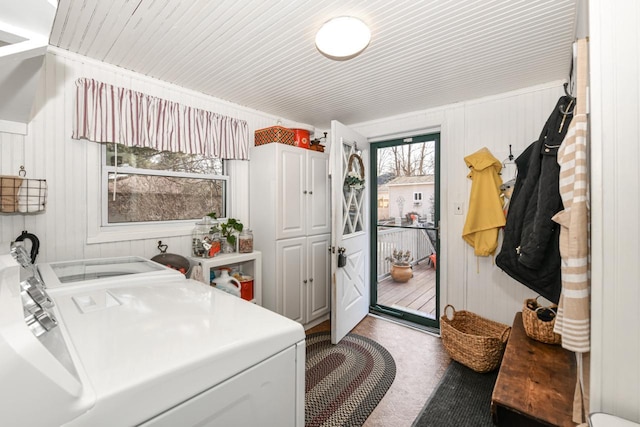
[189,251,262,306]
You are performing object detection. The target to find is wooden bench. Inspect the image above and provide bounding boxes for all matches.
[491,312,576,427]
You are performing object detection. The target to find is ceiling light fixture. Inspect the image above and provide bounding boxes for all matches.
[315,16,371,61]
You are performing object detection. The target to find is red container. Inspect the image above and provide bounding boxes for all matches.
[239,276,254,301]
[292,129,310,149]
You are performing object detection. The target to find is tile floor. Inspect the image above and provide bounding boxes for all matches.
[306,315,451,427]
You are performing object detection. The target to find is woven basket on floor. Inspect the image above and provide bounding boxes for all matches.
[440,304,511,373]
[522,297,561,345]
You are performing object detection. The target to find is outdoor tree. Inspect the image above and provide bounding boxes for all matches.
[380,141,435,177]
[106,143,224,223]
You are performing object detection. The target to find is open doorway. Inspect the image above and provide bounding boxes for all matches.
[369,133,440,330]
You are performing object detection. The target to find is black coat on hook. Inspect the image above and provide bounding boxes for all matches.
[496,96,574,304]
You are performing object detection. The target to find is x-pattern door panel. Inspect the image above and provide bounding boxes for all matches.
[331,120,369,344]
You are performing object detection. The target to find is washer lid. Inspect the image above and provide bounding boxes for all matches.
[38,256,182,288]
[50,279,304,426]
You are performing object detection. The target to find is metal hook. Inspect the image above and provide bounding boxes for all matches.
[501,145,515,173]
[563,82,574,98]
[157,240,168,254]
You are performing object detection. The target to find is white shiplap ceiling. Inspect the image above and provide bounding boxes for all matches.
[49,0,577,129]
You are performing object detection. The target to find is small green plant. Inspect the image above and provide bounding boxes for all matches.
[207,213,244,246]
[385,249,413,266]
[345,170,365,189]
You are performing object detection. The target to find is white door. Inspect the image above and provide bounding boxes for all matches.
[330,120,369,344]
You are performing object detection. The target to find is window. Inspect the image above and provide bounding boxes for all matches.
[413,192,423,204]
[378,197,389,208]
[103,143,227,225]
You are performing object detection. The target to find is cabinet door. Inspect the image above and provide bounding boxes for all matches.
[276,237,306,323]
[306,151,331,236]
[306,234,331,322]
[277,147,306,240]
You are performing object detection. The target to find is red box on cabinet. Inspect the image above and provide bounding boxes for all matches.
[292,129,310,149]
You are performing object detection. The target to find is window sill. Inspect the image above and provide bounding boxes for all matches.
[86,223,193,244]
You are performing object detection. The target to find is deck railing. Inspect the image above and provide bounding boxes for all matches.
[377,226,435,279]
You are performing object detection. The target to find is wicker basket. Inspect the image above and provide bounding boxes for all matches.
[440,305,511,373]
[254,126,295,146]
[522,297,561,345]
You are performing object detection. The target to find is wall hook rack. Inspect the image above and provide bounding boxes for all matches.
[500,145,516,175]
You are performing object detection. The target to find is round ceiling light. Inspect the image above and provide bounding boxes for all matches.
[315,16,371,60]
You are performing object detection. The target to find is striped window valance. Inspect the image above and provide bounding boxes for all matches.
[72,78,249,160]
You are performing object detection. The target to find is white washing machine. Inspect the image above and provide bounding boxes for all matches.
[0,249,305,427]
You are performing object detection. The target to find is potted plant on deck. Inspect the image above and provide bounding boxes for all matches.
[386,249,413,283]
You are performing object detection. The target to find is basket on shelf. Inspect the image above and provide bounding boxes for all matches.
[440,304,511,373]
[522,297,561,345]
[254,126,295,146]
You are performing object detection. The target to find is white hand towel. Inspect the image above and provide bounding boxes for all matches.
[17,180,47,213]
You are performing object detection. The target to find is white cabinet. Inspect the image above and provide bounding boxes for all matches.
[276,234,330,324]
[274,145,331,240]
[250,143,331,327]
[189,251,262,305]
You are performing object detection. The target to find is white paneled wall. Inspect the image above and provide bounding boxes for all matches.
[0,48,311,262]
[351,81,566,326]
[589,0,640,421]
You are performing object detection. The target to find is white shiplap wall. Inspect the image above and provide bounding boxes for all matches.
[589,0,640,422]
[350,81,566,327]
[0,48,312,262]
[0,46,571,326]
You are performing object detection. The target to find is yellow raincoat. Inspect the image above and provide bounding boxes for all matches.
[462,147,505,256]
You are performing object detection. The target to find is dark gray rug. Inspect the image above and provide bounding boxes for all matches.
[412,361,498,427]
[305,332,396,427]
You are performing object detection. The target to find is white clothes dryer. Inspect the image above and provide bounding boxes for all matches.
[0,252,305,427]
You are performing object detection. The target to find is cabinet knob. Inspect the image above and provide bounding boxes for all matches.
[309,278,313,282]
[303,279,308,284]
[303,190,308,194]
[309,191,313,195]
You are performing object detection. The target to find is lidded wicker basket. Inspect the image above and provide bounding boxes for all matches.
[522,297,561,345]
[440,304,511,373]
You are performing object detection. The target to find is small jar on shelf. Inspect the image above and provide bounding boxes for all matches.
[238,229,253,253]
[192,217,220,258]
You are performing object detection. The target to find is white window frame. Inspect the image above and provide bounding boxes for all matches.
[413,191,423,203]
[86,143,229,244]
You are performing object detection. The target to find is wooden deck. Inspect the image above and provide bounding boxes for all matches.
[377,261,437,318]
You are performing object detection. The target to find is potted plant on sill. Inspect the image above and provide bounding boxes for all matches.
[207,213,244,253]
[386,249,413,283]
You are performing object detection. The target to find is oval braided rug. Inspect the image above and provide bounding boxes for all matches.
[305,332,396,427]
